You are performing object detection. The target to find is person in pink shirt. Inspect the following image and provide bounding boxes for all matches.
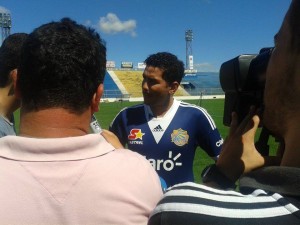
[0,18,162,225]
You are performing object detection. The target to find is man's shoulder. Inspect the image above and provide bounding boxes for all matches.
[115,104,145,118]
[121,104,144,113]
[110,104,146,132]
[178,101,207,113]
[111,148,148,162]
[149,181,300,225]
[240,166,300,197]
[177,101,214,121]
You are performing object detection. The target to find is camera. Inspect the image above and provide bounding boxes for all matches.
[219,48,273,126]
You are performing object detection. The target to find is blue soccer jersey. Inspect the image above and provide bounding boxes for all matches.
[109,99,223,187]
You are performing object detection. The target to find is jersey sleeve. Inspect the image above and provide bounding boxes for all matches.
[200,128,223,159]
[196,109,223,159]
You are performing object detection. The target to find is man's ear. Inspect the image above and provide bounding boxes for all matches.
[169,81,179,95]
[91,83,104,112]
[10,69,21,98]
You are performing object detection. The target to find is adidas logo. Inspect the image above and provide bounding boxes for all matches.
[153,125,164,132]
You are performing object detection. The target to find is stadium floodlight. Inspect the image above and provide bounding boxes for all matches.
[0,7,12,45]
[185,30,193,70]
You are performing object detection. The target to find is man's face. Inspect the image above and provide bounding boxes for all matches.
[263,10,296,136]
[142,66,172,107]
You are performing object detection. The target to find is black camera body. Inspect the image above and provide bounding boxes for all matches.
[219,48,272,126]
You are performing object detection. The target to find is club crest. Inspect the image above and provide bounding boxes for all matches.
[171,128,189,146]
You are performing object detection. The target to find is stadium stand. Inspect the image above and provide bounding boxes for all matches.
[102,70,224,101]
[181,73,223,96]
[111,70,189,97]
[103,71,123,99]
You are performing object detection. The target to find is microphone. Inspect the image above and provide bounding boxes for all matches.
[90,114,102,133]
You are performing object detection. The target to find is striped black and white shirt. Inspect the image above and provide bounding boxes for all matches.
[149,180,300,225]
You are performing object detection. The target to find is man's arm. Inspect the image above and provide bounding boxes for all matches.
[202,109,266,189]
[101,129,124,149]
[196,109,223,161]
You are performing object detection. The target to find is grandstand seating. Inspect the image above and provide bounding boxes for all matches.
[104,70,189,98]
[181,72,223,96]
[103,71,123,98]
[113,70,143,97]
[103,70,224,101]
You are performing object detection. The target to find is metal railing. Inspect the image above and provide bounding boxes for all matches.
[102,88,224,99]
[183,88,224,96]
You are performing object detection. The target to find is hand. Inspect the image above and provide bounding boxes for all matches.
[101,129,124,149]
[216,108,265,182]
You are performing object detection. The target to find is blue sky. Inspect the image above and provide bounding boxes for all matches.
[0,0,291,72]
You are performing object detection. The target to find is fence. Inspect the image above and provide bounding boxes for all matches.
[102,87,224,102]
[183,87,224,96]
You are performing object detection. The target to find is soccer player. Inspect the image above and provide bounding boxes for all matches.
[110,52,223,187]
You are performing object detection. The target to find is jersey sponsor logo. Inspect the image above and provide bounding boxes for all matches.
[148,151,182,171]
[152,125,164,132]
[128,129,145,145]
[171,128,189,146]
[216,138,224,147]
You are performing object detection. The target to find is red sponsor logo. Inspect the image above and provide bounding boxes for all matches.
[128,129,145,140]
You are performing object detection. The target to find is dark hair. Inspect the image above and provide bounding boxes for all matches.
[289,0,300,52]
[18,18,106,114]
[144,52,185,84]
[0,33,28,87]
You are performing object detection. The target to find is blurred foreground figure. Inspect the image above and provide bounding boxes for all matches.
[0,18,162,225]
[0,33,27,137]
[148,1,300,224]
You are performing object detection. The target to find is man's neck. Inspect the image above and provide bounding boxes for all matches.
[149,98,174,118]
[19,108,92,138]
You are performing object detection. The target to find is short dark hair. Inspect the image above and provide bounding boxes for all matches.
[0,33,28,87]
[289,0,300,52]
[18,18,106,114]
[144,52,185,84]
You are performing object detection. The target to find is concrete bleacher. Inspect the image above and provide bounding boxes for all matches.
[106,70,189,98]
[181,73,224,96]
[103,71,123,98]
[112,70,142,97]
[103,70,225,102]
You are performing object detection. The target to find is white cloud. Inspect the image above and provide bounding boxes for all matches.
[97,13,137,37]
[194,62,218,72]
[85,20,92,26]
